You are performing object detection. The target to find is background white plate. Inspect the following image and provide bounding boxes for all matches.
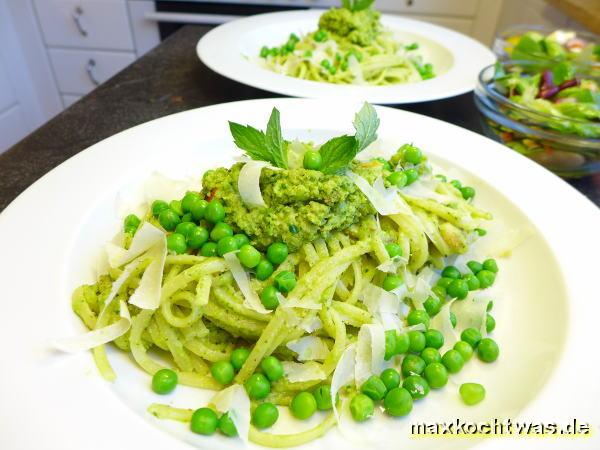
[197,10,496,104]
[1,99,599,450]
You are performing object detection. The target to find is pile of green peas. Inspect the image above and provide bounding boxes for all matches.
[434,173,478,201]
[259,33,300,58]
[382,144,425,189]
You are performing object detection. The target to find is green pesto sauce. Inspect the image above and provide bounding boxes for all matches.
[201,163,383,251]
[318,7,382,47]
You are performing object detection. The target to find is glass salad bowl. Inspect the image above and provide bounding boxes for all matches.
[475,60,600,177]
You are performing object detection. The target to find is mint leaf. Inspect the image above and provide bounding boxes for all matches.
[345,0,375,12]
[319,135,358,174]
[341,0,352,9]
[265,108,287,168]
[354,102,380,152]
[228,122,272,162]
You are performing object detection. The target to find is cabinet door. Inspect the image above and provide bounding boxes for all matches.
[48,48,135,95]
[33,0,134,51]
[0,105,28,153]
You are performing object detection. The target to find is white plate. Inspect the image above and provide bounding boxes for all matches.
[197,10,496,104]
[1,99,599,450]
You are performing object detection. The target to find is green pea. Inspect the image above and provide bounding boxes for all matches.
[442,349,464,374]
[182,212,192,223]
[450,312,457,328]
[151,368,178,394]
[475,228,487,236]
[211,360,235,385]
[175,221,196,238]
[260,286,280,310]
[477,338,499,362]
[313,385,333,410]
[260,46,269,58]
[461,328,482,348]
[350,393,374,422]
[486,314,496,333]
[313,29,328,42]
[454,340,474,362]
[384,329,397,360]
[361,375,387,401]
[424,329,444,349]
[261,356,284,382]
[460,186,475,200]
[380,368,401,391]
[217,236,238,256]
[387,171,408,188]
[158,209,181,231]
[187,226,209,249]
[487,300,494,312]
[181,192,202,213]
[395,332,410,354]
[441,265,461,279]
[383,275,403,291]
[404,168,419,185]
[200,241,218,257]
[205,200,225,224]
[403,146,423,164]
[421,347,441,365]
[447,278,469,300]
[255,259,274,281]
[407,309,430,329]
[483,258,498,273]
[450,179,462,189]
[436,277,453,289]
[230,347,250,371]
[190,199,209,221]
[167,233,187,254]
[238,244,261,268]
[190,407,218,435]
[460,383,486,406]
[467,260,483,274]
[383,387,413,417]
[424,362,448,389]
[218,412,238,437]
[245,373,270,400]
[464,274,480,290]
[431,285,446,300]
[151,200,169,216]
[407,330,426,353]
[373,157,392,171]
[266,242,288,265]
[252,403,279,429]
[303,150,322,170]
[403,375,430,400]
[233,234,249,248]
[124,214,141,231]
[423,295,442,316]
[401,354,426,377]
[477,270,496,289]
[385,243,403,258]
[290,392,317,420]
[169,200,183,216]
[210,222,233,241]
[274,271,296,293]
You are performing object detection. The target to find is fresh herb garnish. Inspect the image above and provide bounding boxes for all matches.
[229,108,288,168]
[342,0,375,12]
[228,102,379,174]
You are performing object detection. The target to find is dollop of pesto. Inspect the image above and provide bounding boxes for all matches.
[318,7,381,47]
[202,163,380,251]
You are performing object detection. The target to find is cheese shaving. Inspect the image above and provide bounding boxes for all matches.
[237,161,269,209]
[346,172,408,216]
[331,344,356,425]
[286,336,330,361]
[223,252,271,315]
[430,299,458,351]
[210,384,251,444]
[130,239,166,310]
[105,222,165,268]
[355,323,386,386]
[281,361,327,382]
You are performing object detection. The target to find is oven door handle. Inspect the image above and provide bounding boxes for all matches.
[144,11,242,25]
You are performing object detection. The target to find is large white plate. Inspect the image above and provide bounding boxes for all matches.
[197,10,496,104]
[1,99,599,450]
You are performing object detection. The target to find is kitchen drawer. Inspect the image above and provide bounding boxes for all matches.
[33,0,134,51]
[48,48,135,95]
[0,105,29,154]
[369,0,480,16]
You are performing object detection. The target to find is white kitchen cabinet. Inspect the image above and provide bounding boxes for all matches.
[62,94,82,108]
[0,105,29,152]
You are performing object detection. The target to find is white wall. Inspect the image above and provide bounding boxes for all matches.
[495,0,587,33]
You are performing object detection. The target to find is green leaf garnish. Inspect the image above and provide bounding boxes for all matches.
[265,108,288,168]
[354,102,380,151]
[319,136,358,174]
[342,0,376,12]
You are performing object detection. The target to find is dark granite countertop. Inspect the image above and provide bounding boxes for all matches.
[1,25,599,212]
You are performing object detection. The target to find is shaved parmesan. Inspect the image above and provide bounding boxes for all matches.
[286,336,330,361]
[106,222,165,268]
[376,255,408,273]
[331,344,356,424]
[237,161,269,209]
[278,293,322,310]
[281,361,326,382]
[299,316,323,333]
[287,140,311,169]
[223,252,271,315]
[452,292,490,337]
[53,259,141,352]
[401,177,453,203]
[430,299,458,351]
[361,283,401,315]
[346,172,409,216]
[210,384,251,444]
[355,324,386,386]
[347,54,366,85]
[473,226,533,258]
[130,239,166,310]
